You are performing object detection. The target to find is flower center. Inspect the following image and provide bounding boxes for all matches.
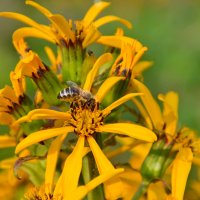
[69,99,104,136]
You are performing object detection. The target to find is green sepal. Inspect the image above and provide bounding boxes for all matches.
[21,160,46,186]
[141,138,173,182]
[60,42,85,83]
[33,68,62,105]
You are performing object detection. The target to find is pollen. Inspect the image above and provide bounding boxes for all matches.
[69,99,104,136]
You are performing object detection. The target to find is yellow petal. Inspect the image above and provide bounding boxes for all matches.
[103,93,143,115]
[0,12,51,36]
[98,123,157,142]
[26,0,52,16]
[131,79,164,130]
[192,157,200,166]
[13,27,55,50]
[129,142,152,171]
[15,126,73,154]
[0,157,16,169]
[26,1,74,41]
[0,135,16,148]
[132,98,153,130]
[97,36,143,52]
[14,109,71,125]
[75,168,124,200]
[10,72,26,98]
[87,136,124,199]
[45,133,67,192]
[62,136,85,199]
[171,148,193,200]
[147,181,167,200]
[87,136,115,172]
[94,15,132,29]
[83,53,113,91]
[53,138,87,198]
[95,76,124,103]
[50,14,75,42]
[82,25,101,48]
[131,47,148,68]
[44,47,56,65]
[132,61,153,76]
[158,91,179,136]
[83,1,110,28]
[0,85,18,104]
[0,112,14,125]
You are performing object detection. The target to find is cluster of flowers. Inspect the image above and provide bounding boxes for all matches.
[0,1,199,200]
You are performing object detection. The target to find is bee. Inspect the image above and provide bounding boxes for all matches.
[57,81,94,102]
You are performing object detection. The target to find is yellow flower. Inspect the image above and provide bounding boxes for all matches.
[110,42,149,78]
[129,86,199,199]
[0,1,132,51]
[14,46,47,79]
[14,53,157,199]
[131,80,178,140]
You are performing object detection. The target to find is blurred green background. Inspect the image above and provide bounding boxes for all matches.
[0,0,199,132]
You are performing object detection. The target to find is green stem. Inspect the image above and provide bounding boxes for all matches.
[132,180,149,200]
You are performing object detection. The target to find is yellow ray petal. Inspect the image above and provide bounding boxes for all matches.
[10,72,25,98]
[0,157,16,169]
[95,76,125,103]
[44,46,56,65]
[87,136,115,172]
[29,1,73,39]
[158,92,179,136]
[147,181,167,200]
[50,14,75,41]
[171,148,193,200]
[193,157,200,166]
[83,1,110,27]
[82,25,101,48]
[15,126,73,154]
[13,27,55,50]
[14,109,71,125]
[0,85,18,104]
[0,112,14,125]
[0,135,16,148]
[131,79,164,130]
[26,1,75,42]
[87,136,124,199]
[131,47,148,68]
[132,61,153,76]
[62,136,85,199]
[26,0,52,16]
[75,168,124,200]
[103,93,143,115]
[0,12,51,36]
[83,53,113,91]
[94,15,132,29]
[53,137,86,197]
[45,133,67,193]
[132,98,153,130]
[98,123,157,142]
[97,36,143,52]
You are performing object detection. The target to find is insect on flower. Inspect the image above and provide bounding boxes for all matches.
[57,81,94,103]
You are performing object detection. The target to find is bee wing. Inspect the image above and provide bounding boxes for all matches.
[66,81,79,88]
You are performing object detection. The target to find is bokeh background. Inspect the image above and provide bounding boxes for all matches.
[0,0,200,133]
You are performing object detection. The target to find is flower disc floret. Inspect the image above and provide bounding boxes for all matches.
[69,99,104,136]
